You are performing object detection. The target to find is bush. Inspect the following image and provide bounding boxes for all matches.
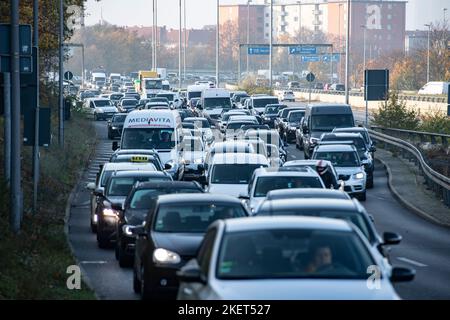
[372,92,420,130]
[419,109,450,134]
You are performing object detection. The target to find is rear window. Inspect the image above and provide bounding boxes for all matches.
[254,176,323,197]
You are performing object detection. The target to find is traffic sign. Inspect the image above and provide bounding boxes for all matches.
[364,69,389,101]
[306,72,316,83]
[248,47,270,55]
[64,71,74,81]
[0,55,32,73]
[322,54,340,62]
[301,55,320,62]
[289,46,317,55]
[0,24,32,56]
[23,107,51,147]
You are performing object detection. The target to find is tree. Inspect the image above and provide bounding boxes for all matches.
[372,92,420,130]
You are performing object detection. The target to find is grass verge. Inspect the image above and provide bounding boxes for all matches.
[0,110,97,299]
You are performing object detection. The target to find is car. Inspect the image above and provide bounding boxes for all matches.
[319,133,375,188]
[181,136,206,182]
[314,82,324,90]
[109,149,163,168]
[115,181,204,268]
[107,113,127,139]
[206,152,269,197]
[95,171,172,248]
[275,106,306,139]
[236,136,268,160]
[245,96,279,116]
[225,121,258,137]
[149,97,170,105]
[332,126,376,158]
[177,216,413,300]
[241,167,325,213]
[255,198,403,270]
[118,98,139,113]
[132,193,250,299]
[204,141,255,173]
[283,159,341,190]
[312,144,367,200]
[265,188,351,201]
[261,104,287,128]
[218,110,249,132]
[145,102,170,110]
[83,98,118,121]
[243,129,287,163]
[279,90,296,102]
[182,117,214,145]
[231,91,249,107]
[330,83,346,91]
[108,93,125,105]
[156,92,182,109]
[282,109,306,143]
[301,104,355,159]
[295,116,307,150]
[124,92,141,101]
[85,161,158,233]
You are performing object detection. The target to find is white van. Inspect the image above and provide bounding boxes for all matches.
[115,109,184,180]
[418,82,449,95]
[187,84,209,102]
[200,88,232,119]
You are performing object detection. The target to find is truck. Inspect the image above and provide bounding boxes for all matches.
[109,73,121,84]
[156,68,167,80]
[136,70,163,98]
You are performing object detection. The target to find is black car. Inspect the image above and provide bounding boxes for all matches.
[96,171,172,248]
[132,193,249,300]
[107,113,127,139]
[115,181,204,268]
[275,107,305,138]
[262,104,287,128]
[283,109,305,142]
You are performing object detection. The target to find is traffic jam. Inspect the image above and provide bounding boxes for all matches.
[79,74,415,300]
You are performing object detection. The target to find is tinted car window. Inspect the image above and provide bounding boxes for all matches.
[211,164,265,184]
[314,151,360,167]
[254,176,323,197]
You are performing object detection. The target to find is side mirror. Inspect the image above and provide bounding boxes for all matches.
[164,163,173,170]
[238,192,250,200]
[197,164,205,171]
[112,141,119,151]
[94,188,104,196]
[111,202,124,212]
[86,182,96,190]
[390,267,415,283]
[383,232,402,245]
[177,263,205,284]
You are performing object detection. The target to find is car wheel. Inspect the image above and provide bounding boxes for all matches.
[94,113,98,121]
[115,243,119,260]
[358,192,367,201]
[140,266,154,300]
[118,244,133,268]
[90,220,97,233]
[97,232,110,249]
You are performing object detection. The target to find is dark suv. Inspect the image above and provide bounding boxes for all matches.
[107,113,127,139]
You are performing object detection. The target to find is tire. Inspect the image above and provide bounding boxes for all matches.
[94,113,98,121]
[358,191,367,201]
[140,267,153,300]
[118,244,133,268]
[97,232,110,249]
[115,243,119,260]
[90,220,97,233]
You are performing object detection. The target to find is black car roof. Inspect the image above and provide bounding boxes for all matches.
[135,181,203,191]
[157,193,241,205]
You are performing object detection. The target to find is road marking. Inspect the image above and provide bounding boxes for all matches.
[79,261,108,265]
[291,155,297,159]
[397,257,427,267]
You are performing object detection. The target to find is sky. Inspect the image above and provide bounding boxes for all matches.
[83,0,449,31]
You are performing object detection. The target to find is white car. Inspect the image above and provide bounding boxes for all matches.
[83,98,118,121]
[279,90,296,102]
[183,117,214,145]
[242,167,325,213]
[206,152,268,197]
[177,216,415,300]
[204,140,256,173]
[181,135,206,182]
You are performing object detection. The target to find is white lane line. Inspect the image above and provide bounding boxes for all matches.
[79,261,108,265]
[397,257,428,267]
[291,155,297,159]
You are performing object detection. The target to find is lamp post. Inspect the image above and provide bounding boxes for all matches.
[338,3,343,83]
[184,0,187,86]
[216,0,219,88]
[246,0,252,76]
[269,0,273,89]
[344,0,351,104]
[361,24,366,75]
[179,0,182,89]
[425,23,431,83]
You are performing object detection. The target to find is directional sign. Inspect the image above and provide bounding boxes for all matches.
[0,24,32,56]
[289,46,317,55]
[248,47,270,55]
[0,55,33,73]
[64,71,74,81]
[322,54,340,62]
[301,55,321,63]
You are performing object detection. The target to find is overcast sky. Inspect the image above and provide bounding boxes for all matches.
[83,0,448,31]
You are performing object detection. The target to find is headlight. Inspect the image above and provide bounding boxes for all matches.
[289,126,296,131]
[111,126,118,130]
[354,172,365,180]
[153,248,181,264]
[122,225,134,236]
[102,208,119,217]
[194,158,203,164]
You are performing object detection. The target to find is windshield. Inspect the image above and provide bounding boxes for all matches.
[188,91,202,100]
[106,176,167,197]
[216,229,375,280]
[122,100,137,106]
[145,80,163,90]
[264,106,281,115]
[121,128,175,150]
[128,188,202,211]
[288,111,305,122]
[154,203,246,233]
[257,209,372,242]
[204,97,231,110]
[94,100,113,107]
[314,151,360,167]
[211,164,265,184]
[311,115,354,131]
[110,94,123,100]
[184,119,210,129]
[227,122,255,130]
[182,138,204,152]
[151,98,169,103]
[323,137,367,151]
[112,115,126,122]
[253,98,279,108]
[157,94,174,101]
[254,176,323,197]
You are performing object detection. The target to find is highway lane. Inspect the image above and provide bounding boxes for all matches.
[68,118,450,300]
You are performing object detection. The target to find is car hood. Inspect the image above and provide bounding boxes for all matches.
[96,107,117,112]
[310,131,325,139]
[182,151,204,162]
[152,232,204,256]
[208,184,247,198]
[106,196,126,206]
[212,279,399,300]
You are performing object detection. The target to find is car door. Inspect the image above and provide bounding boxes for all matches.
[181,227,218,300]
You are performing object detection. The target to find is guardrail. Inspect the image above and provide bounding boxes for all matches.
[371,126,450,146]
[368,128,450,208]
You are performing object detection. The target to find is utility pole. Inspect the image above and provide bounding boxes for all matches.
[32,0,40,214]
[269,0,273,89]
[216,0,220,88]
[425,23,431,83]
[183,0,187,87]
[155,0,158,70]
[361,24,366,75]
[59,0,64,147]
[152,0,155,70]
[179,0,182,89]
[3,73,11,187]
[246,0,251,76]
[344,0,351,104]
[10,0,22,232]
[338,3,342,84]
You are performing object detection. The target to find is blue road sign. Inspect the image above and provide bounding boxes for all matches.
[322,54,340,62]
[248,47,270,55]
[289,46,317,55]
[301,55,321,62]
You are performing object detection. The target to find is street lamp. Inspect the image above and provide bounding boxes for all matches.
[425,23,431,83]
[338,3,343,83]
[269,0,273,89]
[361,25,366,75]
[246,0,252,77]
[184,0,187,86]
[345,0,351,104]
[444,8,448,23]
[216,0,219,88]
[179,0,182,89]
